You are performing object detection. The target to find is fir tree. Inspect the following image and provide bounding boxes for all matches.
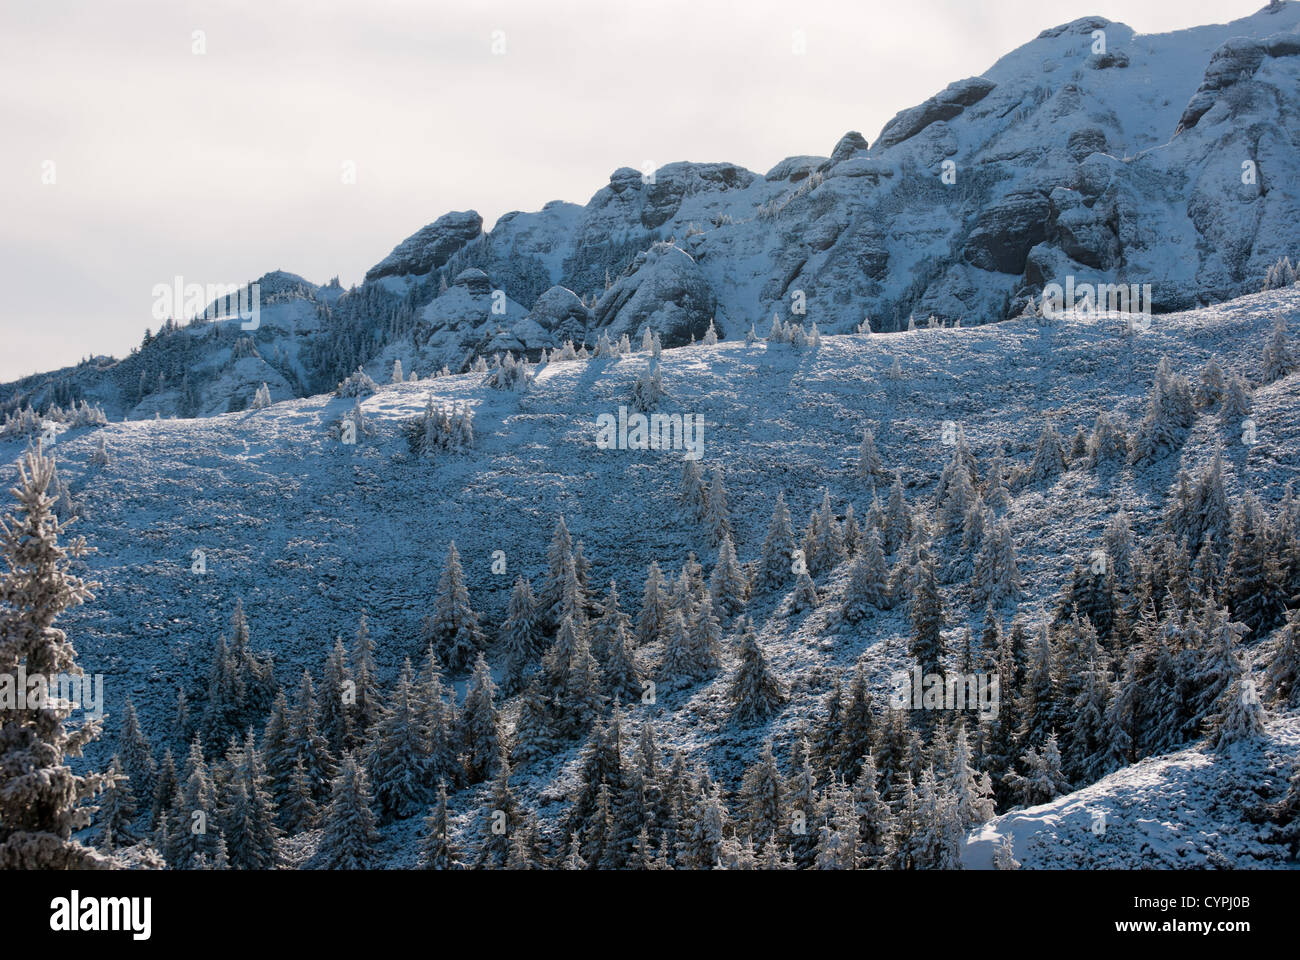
[319,754,381,869]
[0,449,115,868]
[426,541,485,672]
[759,492,797,590]
[728,618,786,724]
[421,781,462,870]
[460,654,501,784]
[635,561,671,647]
[367,661,429,821]
[709,533,748,620]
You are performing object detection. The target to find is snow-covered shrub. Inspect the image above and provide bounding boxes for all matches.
[487,353,531,391]
[249,383,271,410]
[406,398,475,459]
[335,366,378,398]
[1261,255,1298,291]
[0,406,47,440]
[628,363,667,412]
[65,400,108,428]
[1261,316,1295,384]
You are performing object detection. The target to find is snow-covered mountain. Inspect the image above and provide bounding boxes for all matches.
[5,3,1300,423]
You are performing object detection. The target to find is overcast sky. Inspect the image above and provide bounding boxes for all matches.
[0,0,1268,381]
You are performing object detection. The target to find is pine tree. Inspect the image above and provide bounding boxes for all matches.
[1226,493,1284,636]
[169,737,216,867]
[857,427,885,483]
[912,766,964,869]
[728,618,786,724]
[739,741,785,844]
[884,471,911,554]
[539,516,575,629]
[118,698,155,812]
[281,754,320,831]
[971,519,1022,610]
[289,670,336,805]
[759,492,797,590]
[150,747,177,829]
[909,549,944,675]
[703,465,732,546]
[993,833,1020,869]
[635,561,671,647]
[319,754,381,869]
[1021,422,1067,484]
[679,459,708,520]
[366,661,429,821]
[0,448,115,868]
[709,533,748,619]
[1003,733,1070,807]
[96,755,138,847]
[426,541,485,672]
[476,745,523,869]
[1265,611,1300,708]
[220,731,279,869]
[1261,315,1295,384]
[460,654,501,784]
[843,527,891,622]
[421,781,462,869]
[317,637,353,756]
[349,614,380,744]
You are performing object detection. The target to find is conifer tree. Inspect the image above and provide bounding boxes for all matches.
[96,755,138,847]
[739,741,785,843]
[883,471,910,554]
[709,533,748,619]
[317,637,353,756]
[118,699,154,811]
[1003,733,1070,807]
[367,661,429,821]
[703,465,732,546]
[909,549,944,675]
[679,459,707,521]
[349,614,380,744]
[281,754,320,832]
[759,492,797,590]
[151,747,178,829]
[476,745,523,869]
[320,753,381,869]
[421,781,462,869]
[843,527,890,622]
[1261,315,1295,384]
[290,670,336,804]
[221,732,279,870]
[0,449,115,868]
[971,519,1022,610]
[857,427,885,483]
[460,654,501,784]
[1265,611,1300,708]
[728,618,786,724]
[427,541,485,672]
[635,561,671,647]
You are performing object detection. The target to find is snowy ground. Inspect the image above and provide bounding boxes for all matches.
[6,286,1299,866]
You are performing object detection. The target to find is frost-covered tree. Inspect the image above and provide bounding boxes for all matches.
[0,449,116,869]
[635,561,671,647]
[317,637,353,756]
[319,754,381,869]
[971,519,1022,610]
[1265,611,1300,708]
[1197,357,1226,408]
[909,549,944,675]
[96,755,138,847]
[391,358,404,384]
[679,459,708,521]
[994,833,1020,870]
[1130,357,1195,463]
[709,533,748,620]
[460,654,501,784]
[1226,493,1285,636]
[118,698,154,810]
[349,614,380,744]
[1021,422,1067,484]
[1003,733,1070,807]
[842,528,891,622]
[366,661,429,821]
[425,541,485,672]
[758,492,796,591]
[1085,411,1128,469]
[883,471,911,554]
[702,465,732,546]
[728,618,786,724]
[857,427,885,483]
[1261,316,1295,384]
[499,576,542,693]
[220,732,279,870]
[629,362,667,412]
[421,781,462,869]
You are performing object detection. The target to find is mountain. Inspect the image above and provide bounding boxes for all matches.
[5,3,1300,422]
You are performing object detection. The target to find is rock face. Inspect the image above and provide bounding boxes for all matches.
[9,4,1300,417]
[591,243,716,345]
[364,210,483,282]
[877,77,997,149]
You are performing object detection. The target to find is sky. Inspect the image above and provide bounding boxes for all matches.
[0,0,1272,382]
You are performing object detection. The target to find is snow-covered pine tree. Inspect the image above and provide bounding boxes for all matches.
[635,561,671,647]
[1085,411,1128,469]
[349,614,380,745]
[842,527,891,622]
[728,617,786,724]
[0,448,116,869]
[476,744,524,869]
[421,781,462,869]
[971,519,1022,610]
[1197,357,1226,408]
[908,549,944,676]
[499,576,542,693]
[857,427,885,483]
[317,636,353,756]
[460,654,501,784]
[678,459,708,521]
[539,516,575,629]
[1002,733,1070,807]
[1129,357,1195,464]
[425,541,485,672]
[1265,610,1300,708]
[319,753,381,869]
[883,471,910,554]
[220,731,279,869]
[391,359,404,384]
[1020,422,1067,485]
[118,698,155,812]
[366,661,429,821]
[1261,315,1295,384]
[709,533,748,620]
[702,465,732,546]
[758,492,796,591]
[96,755,138,847]
[289,670,336,805]
[281,754,319,832]
[1225,493,1285,636]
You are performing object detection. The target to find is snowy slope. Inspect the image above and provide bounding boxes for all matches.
[7,284,1299,866]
